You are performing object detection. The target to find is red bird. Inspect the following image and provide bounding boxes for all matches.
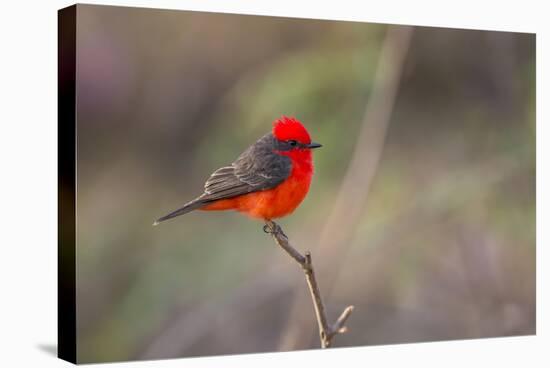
[154,116,322,225]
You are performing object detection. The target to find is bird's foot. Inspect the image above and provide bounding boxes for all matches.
[263,220,281,235]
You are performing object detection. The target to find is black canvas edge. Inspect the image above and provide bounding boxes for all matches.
[58,4,77,364]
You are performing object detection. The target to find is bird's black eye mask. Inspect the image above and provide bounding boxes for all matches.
[275,139,302,151]
[274,139,322,151]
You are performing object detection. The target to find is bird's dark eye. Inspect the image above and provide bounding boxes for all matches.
[288,140,298,147]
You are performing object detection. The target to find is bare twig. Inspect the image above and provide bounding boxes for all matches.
[264,220,354,348]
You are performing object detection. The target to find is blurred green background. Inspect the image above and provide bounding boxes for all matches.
[74,4,535,363]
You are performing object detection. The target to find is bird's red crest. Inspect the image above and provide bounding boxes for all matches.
[272,116,311,144]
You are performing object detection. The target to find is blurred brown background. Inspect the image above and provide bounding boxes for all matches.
[74,4,535,363]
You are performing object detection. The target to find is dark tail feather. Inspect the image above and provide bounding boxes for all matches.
[153,198,205,226]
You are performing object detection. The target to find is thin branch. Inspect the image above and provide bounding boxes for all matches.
[264,220,354,348]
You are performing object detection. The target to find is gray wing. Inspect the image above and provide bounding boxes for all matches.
[200,133,291,202]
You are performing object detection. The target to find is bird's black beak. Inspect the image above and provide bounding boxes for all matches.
[306,142,322,149]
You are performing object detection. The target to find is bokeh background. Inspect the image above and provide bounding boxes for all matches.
[74,4,535,363]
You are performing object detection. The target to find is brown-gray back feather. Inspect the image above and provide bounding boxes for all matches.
[201,133,291,202]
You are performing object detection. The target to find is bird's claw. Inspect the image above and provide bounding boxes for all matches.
[263,221,281,235]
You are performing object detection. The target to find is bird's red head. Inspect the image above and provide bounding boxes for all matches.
[272,116,312,145]
[271,115,322,166]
